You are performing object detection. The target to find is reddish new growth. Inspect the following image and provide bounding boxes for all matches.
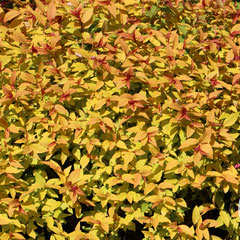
[194,145,207,155]
[18,205,27,215]
[179,107,191,121]
[122,67,134,89]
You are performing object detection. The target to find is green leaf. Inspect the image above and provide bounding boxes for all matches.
[141,203,149,213]
[178,25,188,36]
[146,5,158,18]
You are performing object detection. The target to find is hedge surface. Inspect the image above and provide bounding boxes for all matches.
[0,0,240,239]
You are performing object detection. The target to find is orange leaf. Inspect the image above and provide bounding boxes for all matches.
[122,174,134,184]
[40,162,61,174]
[102,117,114,129]
[134,131,147,141]
[200,144,213,159]
[231,24,240,34]
[232,73,240,85]
[68,169,81,183]
[222,172,238,184]
[55,104,68,115]
[108,4,116,17]
[178,225,194,237]
[159,182,174,189]
[134,173,142,188]
[179,138,199,150]
[0,219,10,225]
[81,216,100,225]
[11,31,28,44]
[8,124,18,133]
[227,38,238,56]
[88,117,100,126]
[99,122,106,133]
[226,50,234,63]
[47,0,56,21]
[9,71,17,86]
[4,10,20,22]
[101,222,109,233]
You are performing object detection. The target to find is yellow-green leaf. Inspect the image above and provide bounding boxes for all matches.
[223,112,239,127]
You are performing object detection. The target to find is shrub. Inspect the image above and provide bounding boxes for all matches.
[0,0,240,239]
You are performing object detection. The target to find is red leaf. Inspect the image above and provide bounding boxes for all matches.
[2,86,13,99]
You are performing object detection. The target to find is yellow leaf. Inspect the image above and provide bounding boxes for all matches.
[208,56,219,73]
[161,198,175,210]
[0,219,10,225]
[223,112,239,127]
[205,171,223,177]
[116,140,127,149]
[165,159,179,171]
[122,174,134,184]
[192,206,201,225]
[71,62,87,72]
[32,10,46,25]
[73,48,94,59]
[176,198,187,208]
[30,144,47,154]
[80,155,89,169]
[144,195,161,203]
[94,99,106,110]
[82,8,93,24]
[34,0,45,13]
[220,211,230,227]
[5,167,22,174]
[4,10,20,22]
[211,236,223,240]
[20,72,36,84]
[35,172,46,185]
[47,0,56,21]
[144,183,156,195]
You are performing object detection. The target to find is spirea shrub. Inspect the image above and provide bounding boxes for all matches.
[0,0,240,239]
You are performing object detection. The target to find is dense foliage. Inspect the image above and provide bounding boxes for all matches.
[0,0,240,239]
